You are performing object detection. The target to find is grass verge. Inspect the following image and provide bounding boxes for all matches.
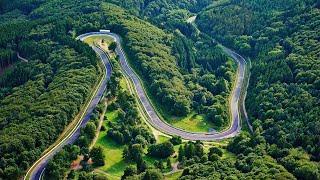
[166,112,215,133]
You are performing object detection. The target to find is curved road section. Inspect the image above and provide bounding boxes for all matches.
[26,31,248,179]
[80,32,248,141]
[25,35,112,180]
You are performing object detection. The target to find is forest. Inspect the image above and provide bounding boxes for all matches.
[195,0,320,179]
[0,0,319,179]
[0,1,102,179]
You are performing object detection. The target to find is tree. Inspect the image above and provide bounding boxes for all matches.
[170,135,182,145]
[83,122,96,140]
[178,145,185,162]
[208,153,220,161]
[123,146,130,160]
[69,145,81,160]
[209,147,223,157]
[122,165,137,180]
[154,160,164,171]
[77,136,89,148]
[166,158,172,169]
[131,144,144,162]
[136,156,148,173]
[135,135,148,148]
[148,141,174,158]
[108,42,117,51]
[90,146,105,167]
[67,170,75,180]
[185,143,195,159]
[142,169,163,180]
[123,144,143,162]
[195,141,204,157]
[78,171,93,180]
[294,164,320,180]
[3,166,20,180]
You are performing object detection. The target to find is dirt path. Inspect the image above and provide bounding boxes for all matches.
[164,162,181,176]
[17,52,29,62]
[90,99,108,149]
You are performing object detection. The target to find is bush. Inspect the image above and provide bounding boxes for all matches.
[148,141,174,158]
[170,135,182,145]
[209,147,223,157]
[90,146,105,167]
[108,41,117,51]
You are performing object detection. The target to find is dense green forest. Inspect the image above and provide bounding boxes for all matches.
[0,0,319,179]
[179,134,296,179]
[194,0,320,179]
[0,1,102,179]
[102,0,236,128]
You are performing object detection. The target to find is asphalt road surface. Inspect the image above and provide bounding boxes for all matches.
[25,35,112,180]
[26,30,248,179]
[82,32,247,140]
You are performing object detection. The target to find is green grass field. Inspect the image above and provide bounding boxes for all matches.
[158,135,170,143]
[95,110,126,178]
[166,112,214,133]
[165,171,183,180]
[83,35,113,45]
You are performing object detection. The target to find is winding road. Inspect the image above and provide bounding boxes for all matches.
[80,32,248,140]
[25,31,249,179]
[24,35,112,180]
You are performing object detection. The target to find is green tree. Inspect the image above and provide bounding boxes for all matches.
[166,158,172,169]
[67,170,75,180]
[142,169,163,180]
[108,41,117,51]
[209,147,223,157]
[122,165,137,180]
[178,145,185,162]
[136,156,148,173]
[83,122,96,140]
[170,135,182,145]
[148,141,174,158]
[90,146,105,167]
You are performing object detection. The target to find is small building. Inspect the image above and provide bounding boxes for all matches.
[100,29,110,33]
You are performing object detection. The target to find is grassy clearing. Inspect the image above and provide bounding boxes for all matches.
[221,149,236,160]
[96,134,125,177]
[166,112,214,133]
[95,110,125,178]
[83,35,113,45]
[165,171,183,180]
[158,135,170,143]
[119,77,129,90]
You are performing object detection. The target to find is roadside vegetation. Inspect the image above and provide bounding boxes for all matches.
[0,0,319,179]
[101,2,237,132]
